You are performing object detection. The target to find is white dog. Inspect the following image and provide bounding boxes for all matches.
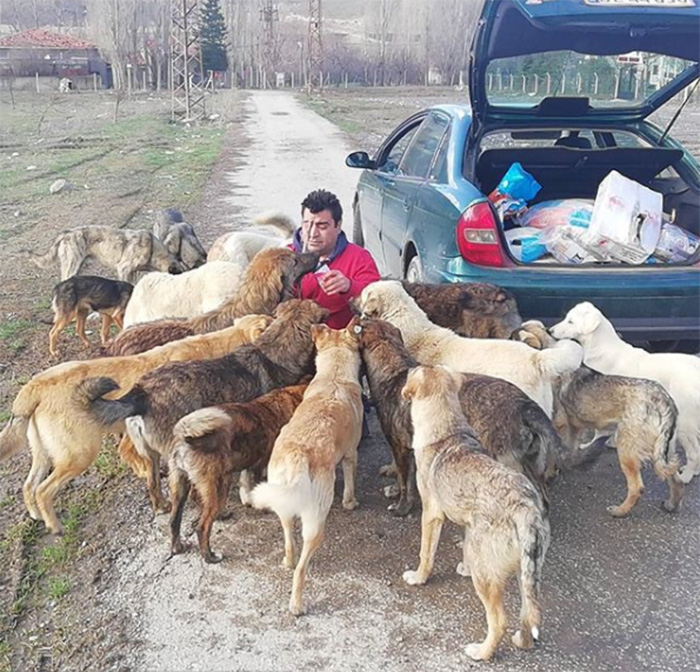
[357,280,582,416]
[207,212,295,265]
[550,301,700,483]
[124,260,245,327]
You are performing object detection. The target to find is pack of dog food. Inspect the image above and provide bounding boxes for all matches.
[498,165,699,265]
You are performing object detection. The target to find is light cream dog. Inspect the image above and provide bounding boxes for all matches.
[357,280,582,416]
[207,212,295,265]
[550,302,700,483]
[251,322,363,616]
[124,260,246,327]
[0,315,271,534]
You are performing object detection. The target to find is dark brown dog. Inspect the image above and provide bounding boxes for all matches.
[102,247,319,356]
[358,318,598,515]
[49,275,133,356]
[402,280,521,338]
[168,383,309,562]
[87,299,328,509]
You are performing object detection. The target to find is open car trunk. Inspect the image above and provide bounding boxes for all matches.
[474,141,700,266]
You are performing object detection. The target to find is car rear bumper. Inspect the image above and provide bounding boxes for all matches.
[436,258,700,343]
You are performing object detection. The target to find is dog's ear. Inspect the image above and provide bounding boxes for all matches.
[401,366,422,401]
[311,323,330,344]
[576,302,602,335]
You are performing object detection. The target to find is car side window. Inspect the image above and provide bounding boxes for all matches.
[399,113,450,179]
[428,124,451,183]
[378,125,421,175]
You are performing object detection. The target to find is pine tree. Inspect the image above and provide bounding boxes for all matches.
[200,0,229,74]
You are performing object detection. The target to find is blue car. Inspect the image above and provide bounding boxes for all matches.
[347,0,700,348]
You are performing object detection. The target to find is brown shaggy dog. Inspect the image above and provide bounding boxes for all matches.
[0,315,271,534]
[103,247,319,356]
[251,323,363,616]
[88,300,328,511]
[401,365,550,662]
[402,280,521,338]
[168,383,309,562]
[358,318,588,516]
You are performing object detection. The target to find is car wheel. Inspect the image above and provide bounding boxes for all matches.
[352,203,365,247]
[405,254,423,282]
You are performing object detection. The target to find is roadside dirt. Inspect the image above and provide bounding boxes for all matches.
[1,87,699,672]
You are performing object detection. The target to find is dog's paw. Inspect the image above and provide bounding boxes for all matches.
[282,555,295,569]
[678,466,697,484]
[465,642,492,661]
[239,489,252,506]
[388,499,413,517]
[204,550,223,564]
[402,570,426,586]
[662,498,682,513]
[289,601,306,617]
[456,561,471,578]
[383,483,400,499]
[606,504,631,518]
[171,539,190,556]
[342,497,359,511]
[512,629,535,650]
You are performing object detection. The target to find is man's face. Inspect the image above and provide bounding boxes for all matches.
[301,208,340,258]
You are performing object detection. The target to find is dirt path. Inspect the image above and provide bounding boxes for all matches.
[104,91,699,672]
[219,90,360,230]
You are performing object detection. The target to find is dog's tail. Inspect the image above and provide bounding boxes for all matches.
[516,510,550,647]
[252,211,296,237]
[651,390,681,480]
[79,377,148,426]
[250,470,322,521]
[1,381,46,461]
[0,415,29,462]
[173,407,231,453]
[534,338,583,381]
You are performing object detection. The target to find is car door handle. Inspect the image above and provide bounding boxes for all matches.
[402,198,411,211]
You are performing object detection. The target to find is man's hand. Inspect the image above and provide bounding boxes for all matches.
[319,269,351,296]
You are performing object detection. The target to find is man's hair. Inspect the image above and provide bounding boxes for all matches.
[301,189,343,225]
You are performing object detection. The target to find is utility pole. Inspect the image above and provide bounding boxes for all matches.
[307,0,323,92]
[259,1,279,88]
[170,0,206,122]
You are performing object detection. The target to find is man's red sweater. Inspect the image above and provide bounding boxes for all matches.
[292,237,381,329]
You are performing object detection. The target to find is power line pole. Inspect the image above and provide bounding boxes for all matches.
[307,0,323,92]
[171,0,206,122]
[259,1,279,88]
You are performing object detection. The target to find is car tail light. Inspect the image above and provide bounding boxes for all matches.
[456,200,510,267]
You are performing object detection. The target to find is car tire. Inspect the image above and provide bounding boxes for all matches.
[352,202,365,247]
[405,254,423,282]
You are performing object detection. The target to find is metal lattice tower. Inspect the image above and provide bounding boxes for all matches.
[170,0,206,122]
[259,1,279,86]
[307,0,323,91]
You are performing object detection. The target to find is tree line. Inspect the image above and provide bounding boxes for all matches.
[0,0,483,90]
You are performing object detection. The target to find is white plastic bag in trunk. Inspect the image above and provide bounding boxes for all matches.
[584,171,663,265]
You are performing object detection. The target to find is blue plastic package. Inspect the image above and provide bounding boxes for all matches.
[488,162,542,221]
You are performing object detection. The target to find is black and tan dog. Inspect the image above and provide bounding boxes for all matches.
[49,275,133,356]
[402,280,521,338]
[87,299,328,511]
[168,382,309,563]
[401,365,551,662]
[358,318,590,515]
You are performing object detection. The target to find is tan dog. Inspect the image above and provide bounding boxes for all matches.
[401,365,550,662]
[0,315,271,534]
[26,225,186,282]
[251,322,363,616]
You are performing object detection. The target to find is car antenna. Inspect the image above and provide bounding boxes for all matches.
[660,78,699,144]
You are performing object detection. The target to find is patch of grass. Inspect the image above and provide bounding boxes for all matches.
[0,319,35,352]
[0,410,10,425]
[0,640,11,672]
[94,443,128,480]
[0,495,15,510]
[46,577,70,600]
